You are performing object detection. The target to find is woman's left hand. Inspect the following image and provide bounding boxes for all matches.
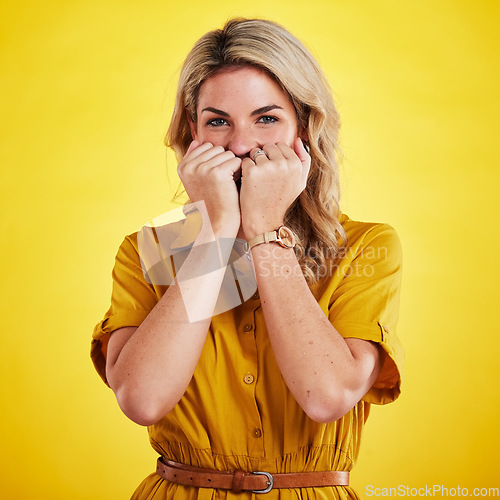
[240,138,311,239]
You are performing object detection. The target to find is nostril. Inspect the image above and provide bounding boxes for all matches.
[226,140,259,159]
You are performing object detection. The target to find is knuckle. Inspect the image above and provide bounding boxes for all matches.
[212,145,225,155]
[181,162,196,177]
[198,163,212,177]
[208,167,225,181]
[177,161,191,178]
[275,158,288,170]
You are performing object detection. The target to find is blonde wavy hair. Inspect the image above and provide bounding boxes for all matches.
[166,18,346,285]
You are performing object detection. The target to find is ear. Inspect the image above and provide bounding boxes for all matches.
[186,108,198,141]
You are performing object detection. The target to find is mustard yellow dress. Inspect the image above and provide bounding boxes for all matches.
[91,213,404,499]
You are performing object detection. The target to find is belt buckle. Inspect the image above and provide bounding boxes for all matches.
[251,471,274,494]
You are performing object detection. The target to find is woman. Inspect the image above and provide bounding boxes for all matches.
[91,18,403,499]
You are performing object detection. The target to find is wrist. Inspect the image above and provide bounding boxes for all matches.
[209,214,240,238]
[194,218,238,247]
[211,223,239,241]
[244,225,296,252]
[242,219,284,241]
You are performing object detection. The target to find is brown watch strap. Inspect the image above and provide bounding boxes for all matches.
[156,457,349,492]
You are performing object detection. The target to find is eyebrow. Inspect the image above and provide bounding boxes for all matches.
[250,105,283,116]
[200,104,283,117]
[201,107,230,117]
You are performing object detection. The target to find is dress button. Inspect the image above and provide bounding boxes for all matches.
[243,323,253,332]
[252,428,262,438]
[243,373,255,384]
[251,291,259,300]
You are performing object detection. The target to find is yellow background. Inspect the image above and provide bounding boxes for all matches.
[1,0,499,498]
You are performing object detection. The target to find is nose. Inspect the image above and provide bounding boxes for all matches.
[225,127,259,158]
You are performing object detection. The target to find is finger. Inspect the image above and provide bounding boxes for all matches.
[275,142,297,160]
[180,143,225,177]
[293,137,310,164]
[241,156,255,171]
[203,156,242,182]
[179,142,209,172]
[240,157,257,185]
[233,163,242,182]
[199,149,239,172]
[293,138,311,185]
[185,140,201,156]
[249,147,270,163]
[218,155,243,175]
[188,142,222,162]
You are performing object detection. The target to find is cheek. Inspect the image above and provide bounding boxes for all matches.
[195,128,224,146]
[262,125,297,146]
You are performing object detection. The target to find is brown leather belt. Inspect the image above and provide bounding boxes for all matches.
[156,457,349,493]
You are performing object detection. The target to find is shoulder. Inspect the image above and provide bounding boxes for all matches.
[120,231,139,251]
[114,213,187,264]
[113,231,141,268]
[339,212,402,264]
[340,212,400,244]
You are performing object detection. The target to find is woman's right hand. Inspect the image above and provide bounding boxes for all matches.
[177,141,242,235]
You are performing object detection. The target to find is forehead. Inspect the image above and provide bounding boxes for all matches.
[197,66,293,109]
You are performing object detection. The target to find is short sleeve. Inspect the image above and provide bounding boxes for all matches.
[91,233,164,386]
[328,222,404,405]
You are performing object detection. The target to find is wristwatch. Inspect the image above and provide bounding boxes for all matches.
[244,225,296,252]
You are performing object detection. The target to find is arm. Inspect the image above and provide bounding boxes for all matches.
[106,141,241,426]
[240,139,383,422]
[250,243,384,422]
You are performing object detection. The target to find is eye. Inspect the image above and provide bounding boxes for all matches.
[207,118,228,127]
[257,115,278,124]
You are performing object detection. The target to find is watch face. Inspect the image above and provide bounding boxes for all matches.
[277,226,296,248]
